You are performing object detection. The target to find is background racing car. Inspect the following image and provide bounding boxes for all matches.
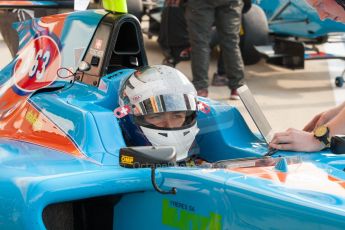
[139,0,345,86]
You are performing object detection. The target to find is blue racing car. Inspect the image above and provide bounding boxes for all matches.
[1,0,345,229]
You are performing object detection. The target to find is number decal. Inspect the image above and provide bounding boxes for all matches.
[39,50,51,80]
[19,47,35,75]
[28,49,42,78]
[28,49,51,80]
[13,36,61,92]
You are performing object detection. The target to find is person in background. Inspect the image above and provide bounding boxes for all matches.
[158,0,226,81]
[158,0,191,67]
[184,0,245,99]
[269,0,345,152]
[308,0,345,22]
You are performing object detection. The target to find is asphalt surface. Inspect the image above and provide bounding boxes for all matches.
[1,31,344,134]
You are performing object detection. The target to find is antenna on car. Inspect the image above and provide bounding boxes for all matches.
[102,0,128,13]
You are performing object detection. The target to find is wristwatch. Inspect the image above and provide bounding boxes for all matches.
[313,125,331,148]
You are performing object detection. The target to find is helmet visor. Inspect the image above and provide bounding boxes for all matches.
[133,94,197,116]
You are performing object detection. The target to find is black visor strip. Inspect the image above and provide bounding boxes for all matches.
[184,94,191,110]
[139,102,147,114]
[142,98,154,114]
[160,95,166,111]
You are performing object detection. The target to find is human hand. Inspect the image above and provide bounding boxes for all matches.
[269,128,324,152]
[303,108,339,132]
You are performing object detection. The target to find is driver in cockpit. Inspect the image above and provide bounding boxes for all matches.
[115,65,206,164]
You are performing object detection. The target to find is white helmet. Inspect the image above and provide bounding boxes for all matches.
[117,65,199,161]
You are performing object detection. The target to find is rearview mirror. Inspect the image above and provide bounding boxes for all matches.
[119,146,176,168]
[119,146,177,195]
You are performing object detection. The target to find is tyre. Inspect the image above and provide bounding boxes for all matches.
[240,4,269,65]
[127,0,143,21]
[242,0,252,14]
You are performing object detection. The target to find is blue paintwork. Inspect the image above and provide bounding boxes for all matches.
[114,166,345,229]
[254,0,345,38]
[1,10,106,85]
[1,6,345,230]
[0,0,74,8]
[2,62,345,228]
[275,157,289,172]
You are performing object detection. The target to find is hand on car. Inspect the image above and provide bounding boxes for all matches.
[303,103,345,132]
[269,128,324,152]
[303,108,339,132]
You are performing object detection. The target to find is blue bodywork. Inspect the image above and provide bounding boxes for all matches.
[254,0,345,38]
[3,66,345,229]
[1,5,345,230]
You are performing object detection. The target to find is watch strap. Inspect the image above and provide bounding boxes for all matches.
[314,126,330,147]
